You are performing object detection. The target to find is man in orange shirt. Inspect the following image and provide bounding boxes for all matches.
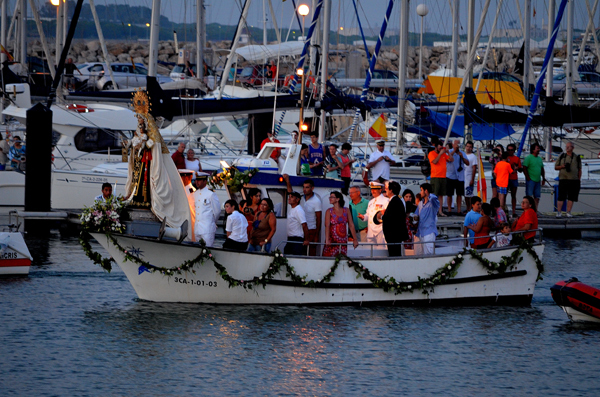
[260,131,281,162]
[506,143,523,217]
[493,152,513,212]
[428,141,453,217]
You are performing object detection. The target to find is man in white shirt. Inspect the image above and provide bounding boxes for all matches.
[462,141,478,211]
[301,179,322,256]
[193,172,221,247]
[223,199,249,251]
[285,191,310,256]
[366,181,390,249]
[366,140,396,182]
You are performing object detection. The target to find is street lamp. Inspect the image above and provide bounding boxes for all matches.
[297,67,307,140]
[297,4,309,38]
[416,4,429,80]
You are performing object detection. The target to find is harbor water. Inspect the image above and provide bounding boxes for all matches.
[2,232,600,396]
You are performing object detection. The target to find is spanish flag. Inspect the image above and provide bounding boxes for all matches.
[477,150,487,202]
[0,44,14,62]
[368,113,388,139]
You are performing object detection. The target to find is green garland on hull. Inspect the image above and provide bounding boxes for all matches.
[80,232,544,296]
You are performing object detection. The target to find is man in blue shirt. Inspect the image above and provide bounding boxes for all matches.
[415,183,440,255]
[463,196,482,247]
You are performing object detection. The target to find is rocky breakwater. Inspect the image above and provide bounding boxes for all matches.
[25,39,564,77]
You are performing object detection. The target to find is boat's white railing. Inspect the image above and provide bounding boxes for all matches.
[273,229,543,259]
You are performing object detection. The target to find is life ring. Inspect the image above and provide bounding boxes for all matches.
[66,104,94,113]
[305,75,316,89]
[283,74,295,87]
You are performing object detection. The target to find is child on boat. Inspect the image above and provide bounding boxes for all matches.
[488,222,512,248]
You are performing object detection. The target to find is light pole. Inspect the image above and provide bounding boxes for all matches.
[416,4,429,80]
[51,0,60,67]
[297,68,308,141]
[298,4,309,38]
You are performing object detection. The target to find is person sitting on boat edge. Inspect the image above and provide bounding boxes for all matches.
[365,181,389,250]
[260,131,281,163]
[511,196,538,244]
[299,144,311,176]
[415,183,440,256]
[376,181,409,257]
[349,186,369,242]
[171,142,187,169]
[284,191,310,256]
[193,172,220,247]
[248,198,277,253]
[366,140,396,183]
[323,191,358,257]
[463,196,482,247]
[223,200,249,252]
[488,222,512,248]
[466,202,494,250]
[95,183,114,203]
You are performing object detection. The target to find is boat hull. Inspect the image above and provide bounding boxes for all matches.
[91,233,543,305]
[0,232,32,276]
[551,279,600,322]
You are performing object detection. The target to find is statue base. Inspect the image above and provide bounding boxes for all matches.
[124,209,161,238]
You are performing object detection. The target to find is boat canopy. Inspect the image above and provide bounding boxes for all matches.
[428,76,530,107]
[235,42,305,61]
[426,109,516,141]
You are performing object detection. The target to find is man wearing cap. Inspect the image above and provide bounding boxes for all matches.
[193,172,220,247]
[284,191,310,256]
[171,142,186,169]
[365,181,390,249]
[366,140,396,183]
[179,170,196,236]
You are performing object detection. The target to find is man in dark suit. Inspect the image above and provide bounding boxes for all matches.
[375,181,409,257]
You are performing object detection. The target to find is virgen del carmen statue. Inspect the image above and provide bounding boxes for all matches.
[122,89,191,242]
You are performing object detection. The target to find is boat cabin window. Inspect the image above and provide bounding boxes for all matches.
[73,128,127,154]
[266,189,287,218]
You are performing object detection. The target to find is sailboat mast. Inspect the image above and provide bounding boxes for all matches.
[318,0,331,143]
[452,0,459,77]
[565,0,574,106]
[148,0,161,77]
[524,0,531,100]
[396,0,409,155]
[197,0,205,79]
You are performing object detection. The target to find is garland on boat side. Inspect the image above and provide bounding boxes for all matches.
[80,232,544,295]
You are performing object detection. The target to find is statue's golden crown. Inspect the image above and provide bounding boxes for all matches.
[132,89,151,115]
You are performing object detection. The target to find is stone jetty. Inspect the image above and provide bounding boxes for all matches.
[22,39,565,77]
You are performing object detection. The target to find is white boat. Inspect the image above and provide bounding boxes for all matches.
[86,142,545,305]
[0,232,32,276]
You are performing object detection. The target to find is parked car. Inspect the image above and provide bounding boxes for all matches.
[77,62,171,90]
[170,63,215,80]
[547,71,600,99]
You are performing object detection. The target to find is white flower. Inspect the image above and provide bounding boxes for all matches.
[458,254,462,258]
[202,250,206,254]
[275,253,279,257]
[407,285,412,289]
[259,276,263,280]
[447,265,452,270]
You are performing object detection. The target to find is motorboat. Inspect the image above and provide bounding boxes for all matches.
[85,142,545,305]
[0,232,32,276]
[551,278,600,323]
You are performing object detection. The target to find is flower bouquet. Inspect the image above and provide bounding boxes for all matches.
[208,166,257,193]
[80,196,126,233]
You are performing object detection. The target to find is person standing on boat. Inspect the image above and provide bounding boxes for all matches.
[178,170,196,238]
[308,132,325,176]
[489,144,504,199]
[463,141,478,212]
[466,202,494,249]
[366,140,396,183]
[324,144,343,179]
[193,172,220,247]
[260,131,281,162]
[301,179,322,256]
[445,140,469,215]
[248,198,277,253]
[64,58,82,91]
[493,153,512,213]
[376,181,409,257]
[506,143,523,218]
[523,143,546,211]
[555,142,582,218]
[415,183,440,255]
[184,149,202,173]
[223,200,249,252]
[428,141,453,218]
[349,186,369,242]
[171,142,186,169]
[8,136,26,171]
[338,143,355,195]
[323,191,359,257]
[95,183,114,202]
[365,181,389,249]
[463,196,482,247]
[284,191,310,256]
